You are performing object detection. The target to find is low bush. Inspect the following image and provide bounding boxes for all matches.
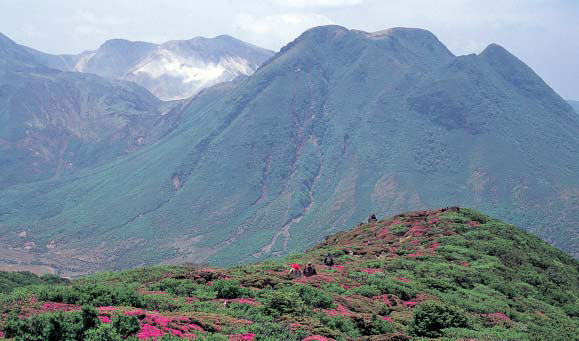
[409,301,470,337]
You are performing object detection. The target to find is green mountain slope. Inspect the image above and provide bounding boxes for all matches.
[0,209,577,340]
[0,26,578,274]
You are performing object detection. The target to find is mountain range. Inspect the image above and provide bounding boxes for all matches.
[0,32,271,188]
[24,34,274,100]
[0,25,577,276]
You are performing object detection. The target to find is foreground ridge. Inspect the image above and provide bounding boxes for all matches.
[1,208,578,340]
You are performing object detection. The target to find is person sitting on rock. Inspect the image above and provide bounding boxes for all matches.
[368,213,377,223]
[303,263,317,277]
[323,254,334,267]
[288,263,303,279]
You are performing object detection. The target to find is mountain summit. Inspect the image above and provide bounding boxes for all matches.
[0,26,578,274]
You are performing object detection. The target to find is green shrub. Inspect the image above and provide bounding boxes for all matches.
[3,306,100,340]
[85,324,121,341]
[142,294,183,311]
[261,290,307,317]
[213,280,248,299]
[353,314,396,336]
[390,224,409,236]
[28,283,143,307]
[348,271,368,282]
[112,314,140,338]
[346,285,381,298]
[295,285,334,308]
[409,301,470,337]
[366,277,417,301]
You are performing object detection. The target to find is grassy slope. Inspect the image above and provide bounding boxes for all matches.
[0,208,577,340]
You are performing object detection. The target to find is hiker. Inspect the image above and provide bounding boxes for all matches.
[288,263,303,279]
[368,213,377,223]
[323,254,334,267]
[303,263,317,277]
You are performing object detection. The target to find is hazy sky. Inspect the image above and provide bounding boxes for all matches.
[1,0,578,99]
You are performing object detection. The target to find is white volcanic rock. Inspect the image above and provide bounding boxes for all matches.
[68,35,274,100]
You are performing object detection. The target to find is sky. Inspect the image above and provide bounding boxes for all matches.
[1,0,578,99]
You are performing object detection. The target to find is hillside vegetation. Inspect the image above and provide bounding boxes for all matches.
[1,208,577,340]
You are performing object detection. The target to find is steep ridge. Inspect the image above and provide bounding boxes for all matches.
[0,25,578,274]
[0,209,577,340]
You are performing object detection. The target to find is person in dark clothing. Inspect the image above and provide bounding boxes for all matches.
[323,254,334,267]
[368,213,377,223]
[303,263,317,277]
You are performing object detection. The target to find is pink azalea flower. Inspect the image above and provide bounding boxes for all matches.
[99,316,112,323]
[382,317,394,323]
[185,323,204,332]
[97,306,117,313]
[303,336,334,341]
[229,333,256,341]
[168,329,184,337]
[361,268,382,274]
[137,324,164,340]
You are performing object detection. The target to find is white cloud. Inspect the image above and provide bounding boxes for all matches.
[235,12,334,49]
[273,0,365,8]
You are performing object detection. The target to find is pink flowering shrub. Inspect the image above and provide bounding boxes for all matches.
[428,218,440,224]
[377,228,390,239]
[467,221,481,227]
[125,309,148,316]
[99,316,112,323]
[303,336,335,341]
[323,303,354,317]
[98,306,118,313]
[229,333,256,341]
[137,324,164,340]
[382,317,394,323]
[407,251,424,258]
[482,312,513,325]
[361,268,381,274]
[41,302,81,312]
[395,277,412,283]
[428,242,440,251]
